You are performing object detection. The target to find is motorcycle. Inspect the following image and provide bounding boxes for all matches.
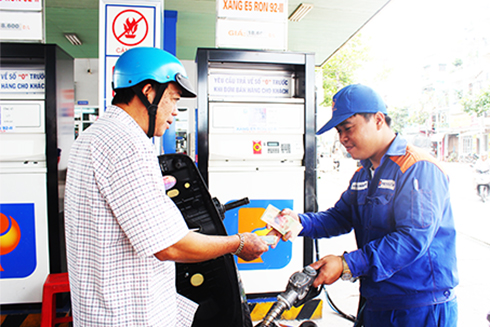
[158,153,359,327]
[475,168,490,202]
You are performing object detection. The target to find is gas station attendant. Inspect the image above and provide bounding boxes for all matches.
[272,84,459,327]
[64,47,268,326]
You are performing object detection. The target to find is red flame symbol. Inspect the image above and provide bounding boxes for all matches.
[124,18,138,39]
[0,213,22,272]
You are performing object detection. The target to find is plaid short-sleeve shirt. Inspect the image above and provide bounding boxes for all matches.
[65,106,197,326]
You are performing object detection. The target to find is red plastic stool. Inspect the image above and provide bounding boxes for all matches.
[41,273,73,327]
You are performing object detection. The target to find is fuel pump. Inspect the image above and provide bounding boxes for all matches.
[196,48,317,296]
[158,153,323,327]
[0,43,74,305]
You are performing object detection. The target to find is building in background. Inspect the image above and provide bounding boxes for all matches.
[417,18,490,162]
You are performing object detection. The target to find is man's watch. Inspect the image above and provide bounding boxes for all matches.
[340,253,353,281]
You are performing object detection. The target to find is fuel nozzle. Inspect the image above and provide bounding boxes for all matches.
[256,266,319,327]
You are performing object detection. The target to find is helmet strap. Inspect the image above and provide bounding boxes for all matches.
[132,83,168,138]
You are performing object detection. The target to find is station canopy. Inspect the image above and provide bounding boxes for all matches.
[45,0,391,66]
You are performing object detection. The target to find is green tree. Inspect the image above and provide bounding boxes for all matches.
[462,87,490,117]
[453,58,463,68]
[321,33,370,106]
[388,106,409,134]
[406,104,432,133]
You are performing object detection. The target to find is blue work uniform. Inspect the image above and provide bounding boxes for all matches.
[300,135,458,326]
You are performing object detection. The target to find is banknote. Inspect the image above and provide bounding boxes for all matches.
[260,204,303,241]
[259,235,279,245]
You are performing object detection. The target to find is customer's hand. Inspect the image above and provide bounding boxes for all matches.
[236,233,269,261]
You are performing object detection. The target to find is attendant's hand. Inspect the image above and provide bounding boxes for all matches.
[266,208,301,248]
[309,255,343,287]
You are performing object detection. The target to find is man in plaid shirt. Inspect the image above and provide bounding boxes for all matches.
[64,47,268,326]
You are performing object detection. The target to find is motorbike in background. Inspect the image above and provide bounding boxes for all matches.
[475,168,490,202]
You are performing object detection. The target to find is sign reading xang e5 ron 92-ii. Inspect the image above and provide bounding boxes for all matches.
[216,0,288,50]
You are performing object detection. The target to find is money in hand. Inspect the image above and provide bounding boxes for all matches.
[260,204,303,241]
[259,235,279,245]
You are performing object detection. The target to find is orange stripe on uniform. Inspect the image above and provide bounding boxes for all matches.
[390,145,446,174]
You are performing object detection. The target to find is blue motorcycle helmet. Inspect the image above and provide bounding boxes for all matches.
[112,47,196,138]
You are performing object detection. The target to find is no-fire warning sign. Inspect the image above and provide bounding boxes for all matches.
[105,4,156,55]
[99,0,163,112]
[112,9,149,47]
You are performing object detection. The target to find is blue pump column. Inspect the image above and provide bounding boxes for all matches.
[162,10,178,154]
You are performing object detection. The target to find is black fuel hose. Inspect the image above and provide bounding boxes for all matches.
[314,239,357,323]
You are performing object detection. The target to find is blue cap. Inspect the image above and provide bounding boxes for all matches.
[316,84,387,135]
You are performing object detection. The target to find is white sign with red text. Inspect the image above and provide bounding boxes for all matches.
[216,19,287,50]
[105,5,157,55]
[0,0,42,11]
[0,10,43,42]
[99,0,163,111]
[216,0,287,50]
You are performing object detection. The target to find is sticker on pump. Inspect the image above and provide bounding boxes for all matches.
[0,203,37,278]
[253,141,262,154]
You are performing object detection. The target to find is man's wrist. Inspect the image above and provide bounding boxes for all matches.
[231,233,244,255]
[340,252,353,281]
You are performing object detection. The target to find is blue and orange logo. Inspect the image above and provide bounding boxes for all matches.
[224,199,293,271]
[0,203,37,279]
